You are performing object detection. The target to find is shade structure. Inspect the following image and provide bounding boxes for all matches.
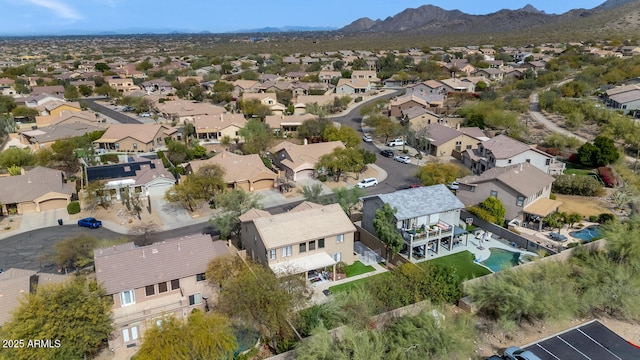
[269,252,336,277]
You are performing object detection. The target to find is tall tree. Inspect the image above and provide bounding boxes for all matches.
[191,164,226,206]
[363,114,402,143]
[238,118,271,154]
[316,147,365,182]
[373,203,403,263]
[135,311,237,360]
[324,125,361,148]
[298,183,327,204]
[297,117,332,141]
[211,259,306,349]
[416,162,468,186]
[0,277,113,360]
[210,189,263,239]
[333,186,365,216]
[164,176,201,212]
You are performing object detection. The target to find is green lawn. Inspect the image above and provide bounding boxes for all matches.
[328,272,392,294]
[422,251,491,281]
[344,261,375,277]
[564,164,595,176]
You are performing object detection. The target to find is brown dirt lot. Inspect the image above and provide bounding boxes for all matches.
[555,194,613,218]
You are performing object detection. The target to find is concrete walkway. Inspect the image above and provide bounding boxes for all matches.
[308,261,389,305]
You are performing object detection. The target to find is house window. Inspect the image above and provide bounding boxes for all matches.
[309,240,316,251]
[282,245,292,257]
[490,190,498,198]
[170,279,180,290]
[333,252,342,262]
[158,282,168,293]
[133,143,137,149]
[470,186,476,192]
[516,196,525,207]
[545,158,551,165]
[122,326,138,343]
[526,159,531,163]
[318,238,325,248]
[508,159,512,164]
[269,249,276,260]
[299,243,306,253]
[466,145,472,149]
[188,293,202,306]
[196,273,206,282]
[145,285,155,297]
[120,290,135,306]
[336,234,344,243]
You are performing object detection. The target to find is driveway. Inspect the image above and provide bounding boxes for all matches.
[20,208,70,231]
[149,195,194,230]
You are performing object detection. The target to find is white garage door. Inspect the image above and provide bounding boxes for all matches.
[295,169,315,181]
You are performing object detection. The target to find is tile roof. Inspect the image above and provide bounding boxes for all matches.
[21,122,104,144]
[187,152,276,184]
[94,235,231,294]
[459,127,488,140]
[457,163,554,197]
[270,141,345,172]
[481,134,531,159]
[370,184,464,221]
[96,124,175,144]
[424,123,463,146]
[248,203,355,249]
[0,167,74,204]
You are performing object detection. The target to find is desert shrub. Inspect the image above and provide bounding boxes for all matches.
[597,166,618,188]
[552,174,604,196]
[597,213,615,224]
[67,201,80,214]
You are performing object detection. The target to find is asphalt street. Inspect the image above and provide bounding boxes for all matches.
[84,98,143,124]
[0,91,420,273]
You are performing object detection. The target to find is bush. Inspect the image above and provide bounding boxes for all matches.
[589,215,599,222]
[354,96,363,103]
[597,166,618,188]
[549,193,557,200]
[318,174,328,182]
[67,201,80,215]
[597,213,615,224]
[552,174,604,197]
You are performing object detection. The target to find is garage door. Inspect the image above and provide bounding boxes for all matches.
[252,179,274,191]
[295,169,315,181]
[21,202,38,213]
[147,184,171,197]
[38,199,68,211]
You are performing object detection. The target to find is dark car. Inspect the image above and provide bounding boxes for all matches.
[380,149,394,158]
[77,217,102,229]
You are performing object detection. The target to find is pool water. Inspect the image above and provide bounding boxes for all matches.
[569,226,601,242]
[233,326,260,355]
[481,248,522,272]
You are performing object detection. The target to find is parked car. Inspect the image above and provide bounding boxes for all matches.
[387,138,404,147]
[380,149,394,158]
[139,112,151,117]
[395,155,411,164]
[503,346,542,360]
[356,177,378,189]
[486,356,503,360]
[77,217,102,229]
[362,134,373,143]
[448,182,459,190]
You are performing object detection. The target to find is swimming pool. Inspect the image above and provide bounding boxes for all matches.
[233,325,260,356]
[481,248,522,273]
[569,226,601,242]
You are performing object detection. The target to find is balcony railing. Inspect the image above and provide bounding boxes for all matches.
[401,221,453,242]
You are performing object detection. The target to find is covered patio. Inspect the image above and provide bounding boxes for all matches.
[269,252,337,286]
[523,198,563,231]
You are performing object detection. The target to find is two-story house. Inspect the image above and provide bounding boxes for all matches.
[462,134,556,175]
[94,235,232,352]
[456,163,559,228]
[361,185,466,262]
[193,112,247,143]
[270,140,345,181]
[239,202,357,280]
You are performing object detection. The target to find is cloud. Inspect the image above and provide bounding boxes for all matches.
[23,0,82,20]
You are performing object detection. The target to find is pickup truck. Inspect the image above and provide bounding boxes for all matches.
[386,138,404,147]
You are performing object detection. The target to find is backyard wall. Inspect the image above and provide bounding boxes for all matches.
[355,223,409,266]
[461,209,556,255]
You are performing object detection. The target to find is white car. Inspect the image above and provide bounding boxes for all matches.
[395,155,411,164]
[356,177,378,189]
[387,138,404,147]
[362,134,373,143]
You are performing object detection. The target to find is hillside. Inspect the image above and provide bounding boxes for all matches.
[339,0,640,40]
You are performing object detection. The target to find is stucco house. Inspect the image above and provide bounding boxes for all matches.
[270,140,345,181]
[417,123,487,158]
[184,151,277,192]
[193,113,247,143]
[35,109,99,127]
[20,122,105,151]
[86,158,176,199]
[239,202,357,279]
[455,162,559,226]
[265,113,316,136]
[335,78,371,95]
[361,185,465,262]
[0,167,75,215]
[389,93,444,118]
[462,134,556,175]
[94,235,233,352]
[94,124,178,153]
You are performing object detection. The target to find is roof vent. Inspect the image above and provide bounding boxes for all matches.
[152,248,158,254]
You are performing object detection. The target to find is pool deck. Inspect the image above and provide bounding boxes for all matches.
[512,221,600,251]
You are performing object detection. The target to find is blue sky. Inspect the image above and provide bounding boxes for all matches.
[0,0,606,35]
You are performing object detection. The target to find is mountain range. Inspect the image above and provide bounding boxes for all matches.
[339,0,640,36]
